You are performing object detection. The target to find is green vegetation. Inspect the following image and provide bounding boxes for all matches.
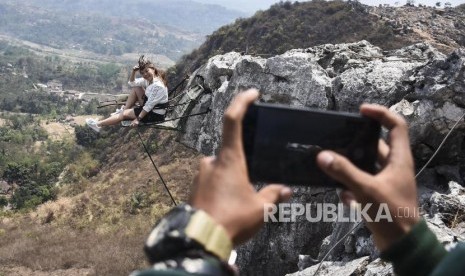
[0,42,116,210]
[0,105,107,210]
[168,0,411,86]
[0,41,125,90]
[0,113,71,209]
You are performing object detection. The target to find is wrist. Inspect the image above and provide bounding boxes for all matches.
[137,116,142,121]
[185,209,233,261]
[373,213,420,251]
[144,204,233,264]
[381,219,447,276]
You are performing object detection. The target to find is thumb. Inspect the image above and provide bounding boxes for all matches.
[317,151,372,192]
[258,184,292,204]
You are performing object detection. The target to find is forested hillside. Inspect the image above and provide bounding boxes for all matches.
[168,0,465,87]
[168,0,410,85]
[194,0,282,14]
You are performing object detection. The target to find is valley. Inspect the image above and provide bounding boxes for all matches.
[0,1,465,275]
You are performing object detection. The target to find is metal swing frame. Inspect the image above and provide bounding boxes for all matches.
[97,75,210,132]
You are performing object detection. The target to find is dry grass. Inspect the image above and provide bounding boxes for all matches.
[40,121,74,141]
[39,115,103,142]
[0,117,9,126]
[30,197,75,224]
[449,210,465,229]
[0,218,148,275]
[0,129,202,275]
[0,266,94,276]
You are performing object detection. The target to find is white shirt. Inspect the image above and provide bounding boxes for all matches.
[128,77,149,88]
[143,79,168,115]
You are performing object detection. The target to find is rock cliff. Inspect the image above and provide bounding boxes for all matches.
[172,40,465,275]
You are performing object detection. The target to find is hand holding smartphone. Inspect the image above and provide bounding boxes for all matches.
[242,102,381,187]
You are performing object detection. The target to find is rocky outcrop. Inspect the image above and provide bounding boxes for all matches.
[288,181,465,276]
[173,41,465,275]
[368,5,465,53]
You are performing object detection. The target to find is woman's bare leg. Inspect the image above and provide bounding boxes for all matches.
[124,87,145,109]
[98,109,136,127]
[134,86,145,106]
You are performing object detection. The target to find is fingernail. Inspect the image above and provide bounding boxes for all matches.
[281,187,292,196]
[244,88,258,95]
[280,187,292,200]
[319,152,334,168]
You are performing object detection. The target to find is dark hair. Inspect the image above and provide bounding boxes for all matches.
[138,55,168,87]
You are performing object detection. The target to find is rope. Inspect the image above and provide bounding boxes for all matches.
[136,129,177,206]
[415,112,465,178]
[169,75,190,97]
[312,111,465,276]
[123,108,211,129]
[313,222,361,275]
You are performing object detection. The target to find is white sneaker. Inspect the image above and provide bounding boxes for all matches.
[111,106,124,116]
[86,118,101,133]
[121,120,131,127]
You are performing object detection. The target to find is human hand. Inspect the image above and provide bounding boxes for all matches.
[133,65,140,72]
[190,89,292,246]
[131,118,140,127]
[317,104,420,251]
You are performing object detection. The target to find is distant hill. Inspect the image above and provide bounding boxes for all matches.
[7,0,246,35]
[168,0,408,85]
[193,0,288,14]
[0,0,246,61]
[168,0,465,86]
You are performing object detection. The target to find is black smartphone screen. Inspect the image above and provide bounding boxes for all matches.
[242,103,380,186]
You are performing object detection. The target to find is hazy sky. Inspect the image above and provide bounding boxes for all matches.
[195,0,463,13]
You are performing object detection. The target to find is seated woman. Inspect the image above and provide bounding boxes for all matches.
[111,56,167,115]
[86,58,168,133]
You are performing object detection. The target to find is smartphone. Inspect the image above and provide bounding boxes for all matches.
[242,102,381,187]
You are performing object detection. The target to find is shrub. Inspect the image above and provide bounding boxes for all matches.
[0,196,8,207]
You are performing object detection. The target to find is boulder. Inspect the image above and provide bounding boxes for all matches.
[173,41,465,275]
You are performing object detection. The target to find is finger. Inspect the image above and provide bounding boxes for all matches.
[339,190,357,206]
[317,151,373,192]
[258,184,292,204]
[221,89,259,151]
[360,104,405,130]
[377,139,389,166]
[360,104,411,164]
[190,156,216,202]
